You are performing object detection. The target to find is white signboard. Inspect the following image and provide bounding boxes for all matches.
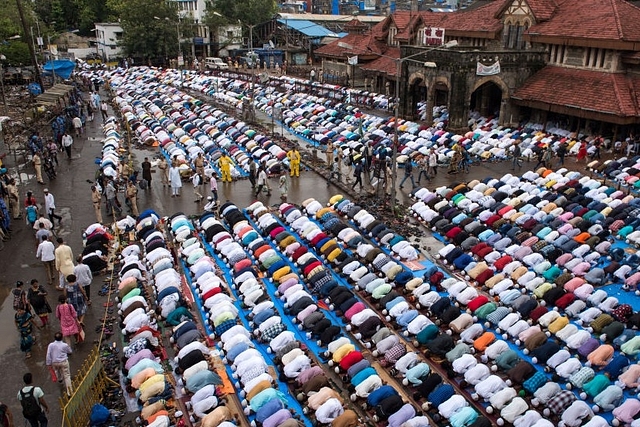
[178,55,184,66]
[423,27,445,46]
[348,56,358,65]
[476,61,501,76]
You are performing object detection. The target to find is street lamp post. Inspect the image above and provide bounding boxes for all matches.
[15,0,44,90]
[339,40,458,215]
[390,40,458,214]
[0,55,7,114]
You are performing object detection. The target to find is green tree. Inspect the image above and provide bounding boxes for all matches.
[205,0,277,27]
[0,41,31,66]
[108,0,180,62]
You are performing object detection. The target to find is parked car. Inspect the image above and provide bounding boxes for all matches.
[204,57,229,70]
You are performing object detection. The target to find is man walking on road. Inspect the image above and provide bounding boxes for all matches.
[43,189,62,227]
[158,157,169,187]
[6,178,20,219]
[61,131,73,159]
[105,179,121,216]
[91,185,102,224]
[33,152,45,184]
[125,181,139,216]
[17,373,49,427]
[100,101,108,121]
[46,332,73,397]
[287,146,301,177]
[141,157,152,189]
[54,237,74,291]
[36,235,56,286]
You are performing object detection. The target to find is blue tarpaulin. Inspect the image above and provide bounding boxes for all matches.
[42,59,76,80]
[277,19,338,39]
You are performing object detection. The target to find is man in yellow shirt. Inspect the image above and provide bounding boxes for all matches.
[218,153,232,182]
[287,146,301,177]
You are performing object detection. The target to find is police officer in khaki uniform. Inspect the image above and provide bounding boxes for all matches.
[325,142,334,168]
[158,157,169,187]
[194,152,205,181]
[125,181,139,217]
[91,186,102,224]
[33,152,45,184]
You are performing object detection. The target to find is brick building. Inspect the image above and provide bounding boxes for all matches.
[316,0,640,137]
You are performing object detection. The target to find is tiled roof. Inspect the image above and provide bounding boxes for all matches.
[359,48,401,76]
[314,33,383,58]
[527,0,640,42]
[435,1,505,34]
[512,66,640,117]
[495,0,557,21]
[374,2,505,42]
[523,0,558,20]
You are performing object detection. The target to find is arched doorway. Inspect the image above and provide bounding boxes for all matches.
[470,81,503,118]
[433,81,449,108]
[408,73,427,120]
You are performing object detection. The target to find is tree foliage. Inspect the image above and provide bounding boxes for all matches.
[32,0,113,36]
[205,0,278,27]
[107,0,181,61]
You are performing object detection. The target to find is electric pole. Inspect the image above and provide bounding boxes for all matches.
[16,0,44,90]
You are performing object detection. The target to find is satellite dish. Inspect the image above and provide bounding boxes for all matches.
[269,40,275,49]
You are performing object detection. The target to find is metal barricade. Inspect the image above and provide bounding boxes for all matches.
[59,346,118,427]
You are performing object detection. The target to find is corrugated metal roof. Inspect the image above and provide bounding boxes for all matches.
[277,19,338,38]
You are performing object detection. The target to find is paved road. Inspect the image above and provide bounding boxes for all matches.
[0,82,594,423]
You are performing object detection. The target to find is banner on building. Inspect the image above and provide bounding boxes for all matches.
[423,27,445,46]
[347,56,358,65]
[476,61,501,76]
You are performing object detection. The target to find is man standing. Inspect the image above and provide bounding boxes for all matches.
[287,146,301,177]
[210,173,218,203]
[510,140,522,171]
[43,189,62,227]
[125,181,139,216]
[191,172,203,203]
[35,223,52,243]
[158,157,169,187]
[194,152,205,180]
[428,147,438,177]
[169,163,182,197]
[74,256,93,305]
[100,101,108,121]
[36,235,56,286]
[46,332,73,397]
[61,131,73,159]
[33,152,45,184]
[33,214,53,235]
[17,373,49,427]
[141,157,152,189]
[104,180,121,216]
[54,237,74,291]
[6,178,20,219]
[91,185,102,224]
[255,165,271,197]
[218,153,232,182]
[557,142,567,167]
[248,161,257,189]
[90,91,101,112]
[325,142,334,168]
[72,116,82,136]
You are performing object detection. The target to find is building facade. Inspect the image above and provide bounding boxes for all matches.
[316,0,640,137]
[94,23,124,61]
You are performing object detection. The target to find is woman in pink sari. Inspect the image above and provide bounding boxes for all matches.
[55,294,79,347]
